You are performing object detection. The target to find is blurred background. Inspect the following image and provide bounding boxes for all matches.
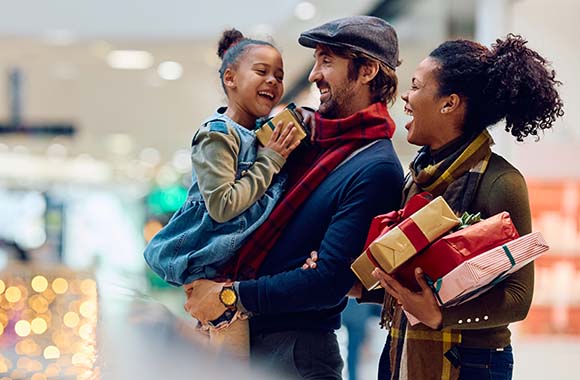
[0,0,579,379]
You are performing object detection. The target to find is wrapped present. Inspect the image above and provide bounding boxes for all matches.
[255,103,309,146]
[351,195,460,290]
[394,212,519,291]
[405,231,548,326]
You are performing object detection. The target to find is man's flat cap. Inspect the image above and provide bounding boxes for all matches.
[298,16,399,70]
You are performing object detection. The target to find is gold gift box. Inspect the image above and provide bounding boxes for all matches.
[351,196,461,290]
[255,103,309,146]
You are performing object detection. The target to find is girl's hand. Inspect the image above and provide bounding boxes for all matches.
[264,121,301,159]
[372,267,443,330]
[301,250,318,270]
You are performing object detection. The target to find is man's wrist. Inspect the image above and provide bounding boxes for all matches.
[233,281,254,317]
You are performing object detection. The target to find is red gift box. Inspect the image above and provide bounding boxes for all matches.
[394,211,519,291]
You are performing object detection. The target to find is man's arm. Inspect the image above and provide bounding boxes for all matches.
[238,161,403,315]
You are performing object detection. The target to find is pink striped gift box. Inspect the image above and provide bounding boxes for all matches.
[404,232,548,326]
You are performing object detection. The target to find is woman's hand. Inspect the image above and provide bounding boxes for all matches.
[183,279,227,325]
[264,121,301,159]
[372,267,443,330]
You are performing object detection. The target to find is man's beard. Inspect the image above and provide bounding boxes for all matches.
[318,81,356,119]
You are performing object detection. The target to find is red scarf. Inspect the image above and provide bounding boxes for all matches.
[228,102,396,279]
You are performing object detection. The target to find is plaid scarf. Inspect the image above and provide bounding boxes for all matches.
[228,102,396,279]
[386,129,493,380]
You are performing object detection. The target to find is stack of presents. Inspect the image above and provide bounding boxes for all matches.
[351,192,549,325]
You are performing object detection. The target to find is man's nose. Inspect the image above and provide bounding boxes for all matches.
[308,65,321,83]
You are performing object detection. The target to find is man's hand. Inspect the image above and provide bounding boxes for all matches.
[296,107,316,143]
[372,267,443,330]
[183,279,227,325]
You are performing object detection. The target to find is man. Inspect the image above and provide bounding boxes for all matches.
[185,16,403,379]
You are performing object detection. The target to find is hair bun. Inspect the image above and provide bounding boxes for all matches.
[217,29,245,59]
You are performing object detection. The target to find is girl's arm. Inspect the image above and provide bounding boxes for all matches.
[191,124,286,223]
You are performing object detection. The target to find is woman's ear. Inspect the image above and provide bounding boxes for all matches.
[360,61,379,85]
[223,68,236,90]
[440,94,462,114]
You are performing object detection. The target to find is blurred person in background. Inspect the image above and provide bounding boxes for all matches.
[184,16,404,379]
[143,28,300,358]
[366,34,564,380]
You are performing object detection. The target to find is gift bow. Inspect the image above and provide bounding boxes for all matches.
[363,192,433,250]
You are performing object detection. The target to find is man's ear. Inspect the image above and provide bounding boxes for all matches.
[360,61,379,85]
[440,94,462,114]
[223,68,236,90]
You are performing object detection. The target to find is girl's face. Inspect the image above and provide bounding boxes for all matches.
[401,57,461,150]
[225,45,284,126]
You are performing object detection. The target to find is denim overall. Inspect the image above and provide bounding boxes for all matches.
[144,110,286,286]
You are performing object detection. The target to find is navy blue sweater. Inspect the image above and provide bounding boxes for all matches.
[238,139,403,334]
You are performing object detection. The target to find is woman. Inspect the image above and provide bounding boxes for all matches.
[370,34,564,379]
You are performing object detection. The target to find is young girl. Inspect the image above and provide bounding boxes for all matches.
[144,29,300,357]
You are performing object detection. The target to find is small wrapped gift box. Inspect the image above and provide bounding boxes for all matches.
[255,103,309,146]
[351,195,460,290]
[394,212,519,291]
[405,231,548,325]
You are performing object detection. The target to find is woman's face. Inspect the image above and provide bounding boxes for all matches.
[401,57,460,150]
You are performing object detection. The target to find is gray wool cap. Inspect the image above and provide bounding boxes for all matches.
[298,15,399,70]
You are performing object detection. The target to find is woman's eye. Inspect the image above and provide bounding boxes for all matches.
[256,70,266,75]
[276,75,284,82]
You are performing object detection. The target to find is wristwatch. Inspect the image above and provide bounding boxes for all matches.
[219,283,238,309]
[208,283,238,328]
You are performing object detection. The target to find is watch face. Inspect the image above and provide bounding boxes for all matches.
[220,288,237,307]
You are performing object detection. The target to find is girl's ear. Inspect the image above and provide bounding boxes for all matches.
[223,68,236,90]
[360,61,379,85]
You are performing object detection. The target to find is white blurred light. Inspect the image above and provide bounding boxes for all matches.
[12,145,29,155]
[157,61,183,81]
[47,143,68,158]
[155,165,179,187]
[107,134,134,156]
[0,143,8,153]
[139,147,161,166]
[294,2,316,20]
[106,50,153,70]
[43,29,77,46]
[172,149,191,173]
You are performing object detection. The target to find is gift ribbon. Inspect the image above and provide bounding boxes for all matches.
[363,192,432,249]
[398,218,430,252]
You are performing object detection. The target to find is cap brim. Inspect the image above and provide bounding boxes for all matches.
[298,35,321,49]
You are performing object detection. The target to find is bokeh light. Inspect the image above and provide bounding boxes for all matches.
[5,286,22,303]
[51,278,69,294]
[14,320,31,337]
[63,311,80,328]
[31,276,49,293]
[43,345,60,360]
[31,317,48,334]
